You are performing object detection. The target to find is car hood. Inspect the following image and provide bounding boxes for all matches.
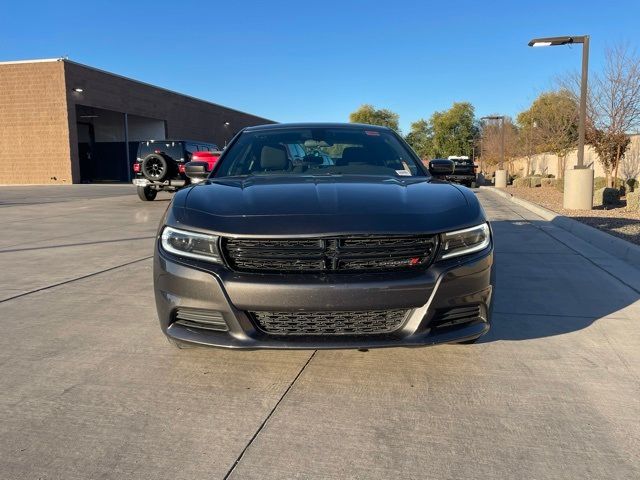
[171,175,484,236]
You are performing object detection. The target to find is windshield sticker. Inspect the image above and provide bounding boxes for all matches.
[396,170,411,176]
[364,130,380,136]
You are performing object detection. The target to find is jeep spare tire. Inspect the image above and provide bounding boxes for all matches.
[141,154,169,182]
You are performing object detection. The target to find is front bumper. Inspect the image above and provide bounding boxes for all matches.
[446,174,476,183]
[133,176,188,189]
[153,245,494,349]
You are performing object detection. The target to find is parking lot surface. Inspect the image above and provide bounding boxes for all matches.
[1,185,638,479]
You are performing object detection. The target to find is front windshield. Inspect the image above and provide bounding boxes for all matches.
[213,127,426,178]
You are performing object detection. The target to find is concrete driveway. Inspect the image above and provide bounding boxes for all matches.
[0,185,638,479]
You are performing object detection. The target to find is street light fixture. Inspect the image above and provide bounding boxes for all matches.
[481,115,506,188]
[528,35,593,209]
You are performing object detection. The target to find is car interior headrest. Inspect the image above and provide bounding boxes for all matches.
[337,147,366,166]
[260,145,288,171]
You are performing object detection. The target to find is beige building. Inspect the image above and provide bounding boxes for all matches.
[0,58,273,184]
[507,134,640,180]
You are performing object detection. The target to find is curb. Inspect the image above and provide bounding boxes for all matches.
[480,186,640,269]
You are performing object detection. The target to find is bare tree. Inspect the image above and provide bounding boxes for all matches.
[479,117,519,175]
[561,44,640,186]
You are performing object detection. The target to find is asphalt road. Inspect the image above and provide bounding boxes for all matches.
[0,185,638,479]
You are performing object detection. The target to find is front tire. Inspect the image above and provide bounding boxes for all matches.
[137,186,157,201]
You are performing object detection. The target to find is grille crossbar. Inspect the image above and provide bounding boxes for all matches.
[251,309,410,335]
[223,235,437,273]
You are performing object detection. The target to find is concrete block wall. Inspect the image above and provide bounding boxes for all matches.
[0,60,72,184]
[507,134,640,180]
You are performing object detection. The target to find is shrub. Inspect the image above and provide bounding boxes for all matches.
[530,176,542,188]
[627,191,640,211]
[513,177,530,188]
[594,177,607,190]
[626,178,638,192]
[555,178,564,193]
[546,174,555,178]
[540,178,554,187]
[593,187,621,206]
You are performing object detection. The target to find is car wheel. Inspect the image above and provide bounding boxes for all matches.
[137,186,157,201]
[141,154,170,182]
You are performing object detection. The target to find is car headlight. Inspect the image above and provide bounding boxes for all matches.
[160,226,222,263]
[438,223,491,260]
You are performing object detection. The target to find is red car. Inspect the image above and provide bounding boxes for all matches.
[180,151,221,175]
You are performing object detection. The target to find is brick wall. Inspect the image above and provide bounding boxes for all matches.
[0,61,72,184]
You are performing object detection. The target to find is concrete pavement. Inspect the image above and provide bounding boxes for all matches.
[0,185,638,479]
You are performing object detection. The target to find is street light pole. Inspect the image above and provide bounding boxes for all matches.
[528,35,593,209]
[500,118,505,170]
[577,36,589,169]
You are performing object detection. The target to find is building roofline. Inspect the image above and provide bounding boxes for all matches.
[0,57,275,123]
[61,58,276,123]
[0,57,65,65]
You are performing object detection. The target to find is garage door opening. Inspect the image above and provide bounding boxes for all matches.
[76,106,166,183]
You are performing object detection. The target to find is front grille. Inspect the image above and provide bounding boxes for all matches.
[251,309,410,335]
[429,305,482,329]
[222,235,437,273]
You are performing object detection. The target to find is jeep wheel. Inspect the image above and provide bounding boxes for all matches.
[137,186,157,201]
[141,154,169,182]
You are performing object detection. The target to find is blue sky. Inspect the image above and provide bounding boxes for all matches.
[2,0,639,132]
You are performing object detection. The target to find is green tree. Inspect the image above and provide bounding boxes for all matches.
[405,102,478,160]
[405,119,433,159]
[517,90,578,179]
[429,102,478,158]
[349,104,400,131]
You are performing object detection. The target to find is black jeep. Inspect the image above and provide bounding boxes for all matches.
[132,140,220,201]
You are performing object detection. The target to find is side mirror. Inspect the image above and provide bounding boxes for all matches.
[184,161,210,183]
[428,159,455,177]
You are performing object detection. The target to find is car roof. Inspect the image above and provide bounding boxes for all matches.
[242,122,392,132]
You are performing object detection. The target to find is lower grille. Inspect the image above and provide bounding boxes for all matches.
[251,309,410,335]
[429,305,482,329]
[222,235,438,273]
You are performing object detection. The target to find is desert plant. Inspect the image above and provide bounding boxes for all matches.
[555,178,564,193]
[530,176,542,187]
[513,177,530,188]
[541,178,554,187]
[626,178,638,192]
[593,187,621,206]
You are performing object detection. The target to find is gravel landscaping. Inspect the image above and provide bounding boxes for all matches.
[504,186,640,246]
